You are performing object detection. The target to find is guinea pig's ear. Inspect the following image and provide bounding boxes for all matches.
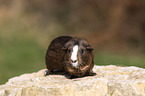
[86,46,94,51]
[62,46,68,51]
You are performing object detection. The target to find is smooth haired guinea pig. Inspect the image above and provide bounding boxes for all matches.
[45,36,96,78]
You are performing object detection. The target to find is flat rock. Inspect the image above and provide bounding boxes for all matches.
[0,65,145,96]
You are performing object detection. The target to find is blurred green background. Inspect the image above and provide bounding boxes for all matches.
[0,0,145,84]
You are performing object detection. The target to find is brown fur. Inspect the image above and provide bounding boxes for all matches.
[45,36,96,78]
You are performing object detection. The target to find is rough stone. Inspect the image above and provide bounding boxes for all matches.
[0,65,145,96]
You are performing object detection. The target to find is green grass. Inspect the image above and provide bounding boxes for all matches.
[0,22,46,84]
[94,52,145,68]
[0,34,46,84]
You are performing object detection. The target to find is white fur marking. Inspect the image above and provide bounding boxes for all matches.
[71,45,79,67]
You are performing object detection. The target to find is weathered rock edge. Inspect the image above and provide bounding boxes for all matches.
[0,65,145,96]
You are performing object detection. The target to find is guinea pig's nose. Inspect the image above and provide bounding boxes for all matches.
[71,60,77,63]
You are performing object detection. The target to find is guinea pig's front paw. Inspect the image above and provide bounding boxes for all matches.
[44,69,49,76]
[88,71,97,76]
[91,72,97,76]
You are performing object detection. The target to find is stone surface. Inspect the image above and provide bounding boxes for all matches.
[0,65,145,96]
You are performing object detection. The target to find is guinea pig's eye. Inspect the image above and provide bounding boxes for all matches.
[68,49,71,53]
[81,49,84,54]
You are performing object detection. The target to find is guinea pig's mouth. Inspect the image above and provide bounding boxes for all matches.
[71,60,79,68]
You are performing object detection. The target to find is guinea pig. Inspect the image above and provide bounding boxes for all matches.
[45,36,96,78]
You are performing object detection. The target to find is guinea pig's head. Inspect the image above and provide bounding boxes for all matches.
[62,37,94,76]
